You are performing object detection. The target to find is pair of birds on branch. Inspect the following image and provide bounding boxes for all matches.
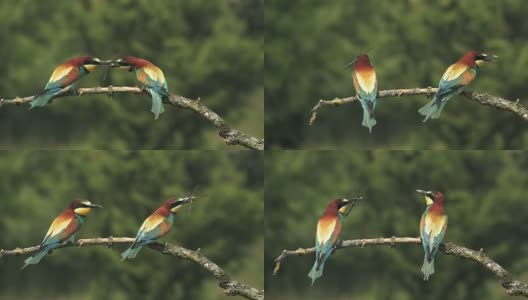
[346,51,497,132]
[308,190,447,285]
[29,56,169,119]
[21,196,194,269]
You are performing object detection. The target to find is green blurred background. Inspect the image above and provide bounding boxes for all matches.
[0,151,263,300]
[265,151,528,300]
[265,0,528,149]
[0,0,263,149]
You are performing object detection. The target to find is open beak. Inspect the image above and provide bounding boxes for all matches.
[108,60,131,68]
[88,203,103,208]
[486,55,498,62]
[98,60,114,66]
[178,196,196,205]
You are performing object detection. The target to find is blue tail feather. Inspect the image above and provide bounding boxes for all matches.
[421,255,435,281]
[148,89,165,120]
[21,247,52,269]
[29,91,57,109]
[361,99,377,133]
[121,245,143,260]
[418,95,450,122]
[308,259,326,286]
[307,244,334,285]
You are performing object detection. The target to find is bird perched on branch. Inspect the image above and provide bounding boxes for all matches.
[121,197,194,260]
[419,51,497,121]
[344,54,378,133]
[29,56,105,109]
[308,198,355,285]
[111,56,169,120]
[22,199,103,269]
[416,190,448,280]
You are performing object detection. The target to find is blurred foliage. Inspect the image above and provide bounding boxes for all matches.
[0,151,263,300]
[0,0,263,149]
[265,151,528,300]
[265,0,528,149]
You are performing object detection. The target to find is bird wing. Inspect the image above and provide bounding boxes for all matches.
[353,69,377,95]
[421,211,447,260]
[143,65,166,85]
[442,63,469,81]
[132,214,171,248]
[315,216,341,267]
[41,214,78,247]
[436,64,475,100]
[137,67,169,96]
[317,216,341,246]
[48,65,74,83]
[45,65,80,90]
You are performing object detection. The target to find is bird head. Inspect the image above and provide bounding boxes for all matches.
[416,190,444,205]
[465,51,497,67]
[110,56,150,71]
[344,54,371,70]
[334,198,352,214]
[70,199,103,216]
[67,56,107,72]
[166,196,195,213]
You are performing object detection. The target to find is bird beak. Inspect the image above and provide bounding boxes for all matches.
[88,203,103,208]
[487,54,498,62]
[416,189,427,194]
[98,60,114,65]
[343,58,357,70]
[179,196,196,205]
[108,60,131,68]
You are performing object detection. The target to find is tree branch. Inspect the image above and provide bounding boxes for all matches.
[0,87,264,150]
[309,88,528,125]
[0,237,264,300]
[273,237,528,297]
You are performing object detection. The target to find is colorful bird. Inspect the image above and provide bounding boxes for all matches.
[112,56,169,119]
[419,51,497,121]
[29,56,104,109]
[121,197,194,260]
[416,190,448,280]
[344,54,378,133]
[22,199,103,269]
[308,198,354,285]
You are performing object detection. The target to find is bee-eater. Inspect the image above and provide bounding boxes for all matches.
[112,56,169,120]
[344,54,378,133]
[29,56,104,109]
[308,198,354,285]
[121,197,193,260]
[419,51,497,121]
[22,199,103,269]
[416,190,448,280]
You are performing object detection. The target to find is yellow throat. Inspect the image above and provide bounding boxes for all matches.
[74,207,92,216]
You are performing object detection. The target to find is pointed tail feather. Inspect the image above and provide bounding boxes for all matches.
[148,89,165,120]
[21,248,50,269]
[418,96,448,122]
[307,259,326,286]
[121,245,143,261]
[361,106,377,133]
[29,93,55,109]
[421,255,435,281]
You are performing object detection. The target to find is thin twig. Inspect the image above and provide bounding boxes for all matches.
[0,87,264,150]
[273,237,528,297]
[309,88,528,125]
[1,237,264,300]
